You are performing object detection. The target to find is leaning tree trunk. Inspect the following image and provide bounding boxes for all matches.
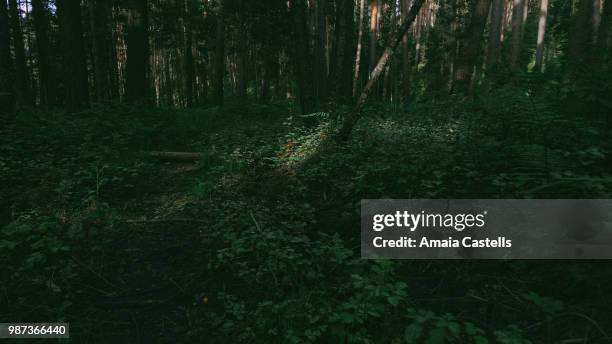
[338,0,425,140]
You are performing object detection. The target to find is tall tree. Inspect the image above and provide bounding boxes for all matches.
[401,0,413,100]
[353,0,366,98]
[236,0,247,98]
[369,0,380,72]
[290,0,316,114]
[339,0,425,139]
[0,0,15,112]
[182,0,194,105]
[534,0,548,71]
[510,0,525,68]
[330,0,354,104]
[486,0,504,71]
[31,0,54,106]
[213,0,225,106]
[8,0,31,106]
[315,0,328,103]
[453,0,492,91]
[567,0,593,78]
[56,0,89,111]
[125,0,149,102]
[89,0,114,102]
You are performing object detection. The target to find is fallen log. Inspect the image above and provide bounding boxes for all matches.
[146,151,202,161]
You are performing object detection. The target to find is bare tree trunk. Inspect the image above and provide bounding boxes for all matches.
[182,0,194,106]
[236,0,247,98]
[353,0,366,99]
[57,0,89,111]
[8,0,31,106]
[453,0,492,91]
[486,0,504,71]
[125,0,149,103]
[290,0,316,114]
[0,0,14,113]
[534,0,548,71]
[369,0,380,72]
[339,0,425,140]
[89,0,113,103]
[330,0,354,104]
[315,0,328,103]
[510,0,525,69]
[32,0,54,106]
[567,0,593,78]
[401,0,413,100]
[213,0,225,106]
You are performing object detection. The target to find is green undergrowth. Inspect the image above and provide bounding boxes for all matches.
[1,88,611,342]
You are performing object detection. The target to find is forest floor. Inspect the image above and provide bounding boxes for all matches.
[1,93,612,342]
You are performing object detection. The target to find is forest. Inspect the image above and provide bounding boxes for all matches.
[1,0,611,342]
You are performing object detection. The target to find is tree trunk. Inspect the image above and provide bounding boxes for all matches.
[330,0,354,104]
[510,0,525,69]
[353,0,366,99]
[290,0,316,114]
[453,0,492,91]
[534,0,548,71]
[213,0,225,106]
[486,0,504,71]
[315,0,328,103]
[567,0,593,78]
[369,0,380,72]
[8,0,31,106]
[31,0,54,107]
[339,0,425,140]
[401,0,413,100]
[595,0,611,60]
[236,0,247,98]
[125,0,149,103]
[89,0,113,103]
[57,0,89,111]
[0,0,14,113]
[182,0,194,106]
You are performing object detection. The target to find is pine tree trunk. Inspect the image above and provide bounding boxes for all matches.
[486,0,504,71]
[290,0,316,114]
[315,0,328,103]
[31,0,54,106]
[331,0,354,104]
[339,0,425,140]
[534,0,548,71]
[182,0,194,106]
[89,0,113,102]
[213,0,225,106]
[567,0,593,78]
[369,0,380,72]
[236,0,247,98]
[57,0,89,111]
[353,0,366,99]
[8,0,31,106]
[125,0,149,103]
[401,0,413,100]
[0,0,14,113]
[510,0,525,68]
[453,0,491,91]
